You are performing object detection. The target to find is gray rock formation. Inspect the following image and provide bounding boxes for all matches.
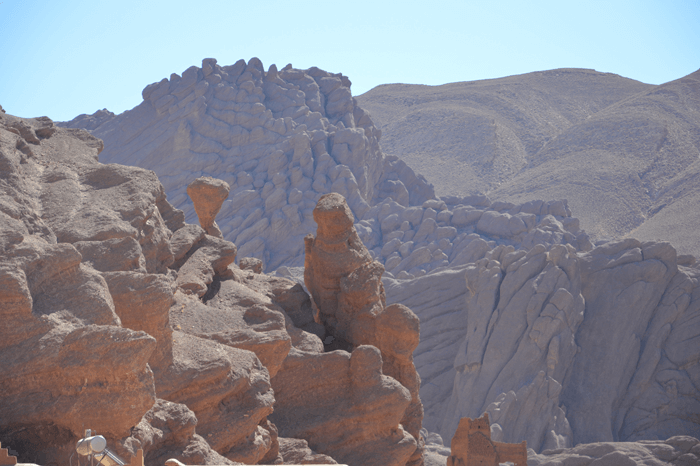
[61,60,594,284]
[61,58,435,271]
[528,436,700,466]
[384,238,700,453]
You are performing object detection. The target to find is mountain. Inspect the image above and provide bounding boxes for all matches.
[59,57,435,272]
[357,68,700,258]
[53,61,700,463]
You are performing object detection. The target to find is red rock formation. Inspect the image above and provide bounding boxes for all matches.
[270,346,417,466]
[302,192,425,466]
[0,443,17,466]
[0,114,273,465]
[447,414,527,466]
[0,113,426,466]
[186,176,230,238]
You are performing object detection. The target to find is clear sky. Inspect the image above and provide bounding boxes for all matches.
[1,0,698,122]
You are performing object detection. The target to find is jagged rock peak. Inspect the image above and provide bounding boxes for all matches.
[61,57,435,272]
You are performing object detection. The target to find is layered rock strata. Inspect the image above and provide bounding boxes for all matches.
[0,109,430,466]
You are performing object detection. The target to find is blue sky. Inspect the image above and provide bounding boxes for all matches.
[1,0,698,122]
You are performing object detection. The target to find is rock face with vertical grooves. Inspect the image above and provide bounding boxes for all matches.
[384,238,700,454]
[61,58,435,272]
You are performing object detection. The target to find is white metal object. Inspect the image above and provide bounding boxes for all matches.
[76,435,107,455]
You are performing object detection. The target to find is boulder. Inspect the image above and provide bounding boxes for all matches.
[270,346,417,466]
[187,176,230,238]
[174,235,237,297]
[278,437,337,464]
[155,331,276,463]
[102,271,174,369]
[119,399,235,465]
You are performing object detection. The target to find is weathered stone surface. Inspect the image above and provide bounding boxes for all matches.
[270,346,417,466]
[169,224,206,263]
[447,414,527,466]
[239,256,263,273]
[278,437,338,464]
[304,193,373,331]
[562,239,682,444]
[174,235,237,296]
[0,217,157,465]
[528,436,700,466]
[303,193,425,465]
[171,281,291,378]
[387,238,700,453]
[10,63,700,465]
[187,176,230,238]
[155,331,275,463]
[103,271,174,368]
[63,59,435,272]
[74,236,147,272]
[119,399,235,465]
[439,243,583,451]
[0,113,272,464]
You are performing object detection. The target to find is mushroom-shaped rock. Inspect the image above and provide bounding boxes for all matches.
[187,176,230,238]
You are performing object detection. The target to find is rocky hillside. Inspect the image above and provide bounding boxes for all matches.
[39,60,700,465]
[59,58,434,272]
[0,112,425,466]
[357,68,700,259]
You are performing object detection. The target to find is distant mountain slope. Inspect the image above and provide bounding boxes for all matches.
[356,68,652,196]
[490,69,700,252]
[357,68,700,257]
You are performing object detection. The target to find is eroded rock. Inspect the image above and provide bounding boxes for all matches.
[187,176,230,238]
[303,193,425,465]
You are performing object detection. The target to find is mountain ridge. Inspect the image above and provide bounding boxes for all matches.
[357,67,700,257]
